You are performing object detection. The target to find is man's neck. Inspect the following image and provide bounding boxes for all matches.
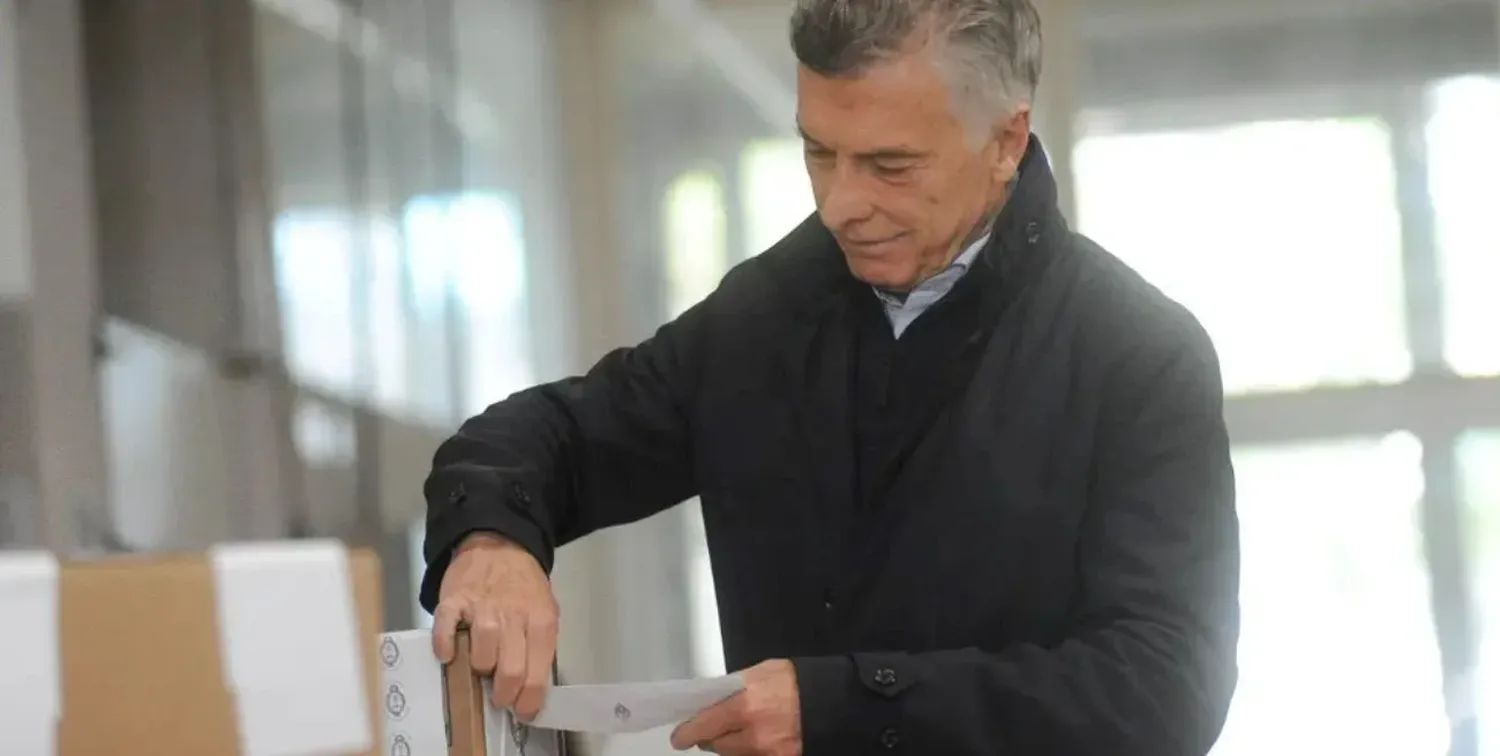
[950,201,1003,265]
[878,209,1001,301]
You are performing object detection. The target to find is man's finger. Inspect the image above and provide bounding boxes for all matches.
[514,614,558,720]
[430,601,466,664]
[469,607,503,675]
[669,695,744,750]
[698,729,754,756]
[492,612,529,708]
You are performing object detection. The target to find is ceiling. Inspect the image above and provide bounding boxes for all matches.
[252,0,1498,202]
[618,0,1497,124]
[679,0,1490,70]
[697,0,1482,33]
[255,0,559,205]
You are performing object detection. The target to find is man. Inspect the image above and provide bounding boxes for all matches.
[420,0,1239,753]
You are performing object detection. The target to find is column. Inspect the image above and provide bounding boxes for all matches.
[0,0,109,553]
[547,0,630,695]
[84,0,300,548]
[1032,0,1082,222]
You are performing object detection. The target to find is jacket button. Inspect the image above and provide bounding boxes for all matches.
[1024,221,1041,244]
[872,667,897,687]
[447,484,467,505]
[822,589,835,610]
[879,727,901,749]
[510,482,532,504]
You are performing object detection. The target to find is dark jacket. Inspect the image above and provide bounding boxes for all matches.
[420,138,1239,755]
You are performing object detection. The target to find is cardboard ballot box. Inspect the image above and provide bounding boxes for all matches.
[0,541,384,756]
[378,629,565,756]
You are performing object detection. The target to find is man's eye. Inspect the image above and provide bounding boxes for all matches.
[874,163,914,178]
[804,148,833,161]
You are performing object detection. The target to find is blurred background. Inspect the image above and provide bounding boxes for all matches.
[0,0,1497,753]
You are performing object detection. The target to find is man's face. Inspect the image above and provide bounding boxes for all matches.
[796,50,1030,291]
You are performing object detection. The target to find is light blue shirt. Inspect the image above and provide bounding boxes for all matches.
[872,234,990,338]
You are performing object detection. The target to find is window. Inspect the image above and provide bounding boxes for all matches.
[1427,75,1500,378]
[1074,118,1411,395]
[1216,434,1448,756]
[403,192,535,420]
[663,169,729,318]
[291,396,355,466]
[411,520,433,630]
[290,394,359,536]
[740,139,814,258]
[274,209,360,396]
[366,215,410,412]
[402,196,461,425]
[664,168,731,678]
[447,193,535,417]
[1462,431,1500,753]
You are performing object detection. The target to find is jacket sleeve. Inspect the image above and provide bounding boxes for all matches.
[417,296,710,612]
[791,323,1240,755]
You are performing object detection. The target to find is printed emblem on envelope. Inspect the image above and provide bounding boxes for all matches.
[385,684,408,719]
[614,702,631,722]
[511,716,530,751]
[389,733,412,756]
[380,637,402,669]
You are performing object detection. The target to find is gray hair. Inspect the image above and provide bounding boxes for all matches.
[789,0,1042,134]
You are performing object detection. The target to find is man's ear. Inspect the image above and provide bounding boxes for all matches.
[991,107,1032,184]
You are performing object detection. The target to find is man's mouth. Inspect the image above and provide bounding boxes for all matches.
[843,232,907,250]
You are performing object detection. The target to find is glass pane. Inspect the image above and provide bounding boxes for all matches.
[402,192,537,420]
[1214,433,1447,756]
[1462,430,1500,754]
[446,192,535,417]
[290,394,358,536]
[740,139,815,258]
[1074,119,1411,395]
[402,195,460,425]
[366,216,410,412]
[689,435,1454,749]
[1427,76,1500,378]
[273,210,361,395]
[668,167,732,678]
[663,170,728,319]
[411,520,433,629]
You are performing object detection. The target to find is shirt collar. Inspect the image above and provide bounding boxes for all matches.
[872,232,991,307]
[950,231,989,271]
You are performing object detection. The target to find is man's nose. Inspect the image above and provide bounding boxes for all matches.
[817,168,874,228]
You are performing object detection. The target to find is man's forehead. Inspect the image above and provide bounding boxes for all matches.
[794,59,958,138]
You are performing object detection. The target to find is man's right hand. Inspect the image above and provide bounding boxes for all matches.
[431,532,560,720]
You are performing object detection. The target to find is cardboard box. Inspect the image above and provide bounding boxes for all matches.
[378,629,565,756]
[0,541,384,755]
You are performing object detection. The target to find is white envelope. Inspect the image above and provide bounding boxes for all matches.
[527,674,745,735]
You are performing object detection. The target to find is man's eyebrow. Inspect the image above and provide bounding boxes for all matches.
[861,147,927,161]
[796,125,928,160]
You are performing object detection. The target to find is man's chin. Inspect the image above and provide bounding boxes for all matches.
[846,258,918,292]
